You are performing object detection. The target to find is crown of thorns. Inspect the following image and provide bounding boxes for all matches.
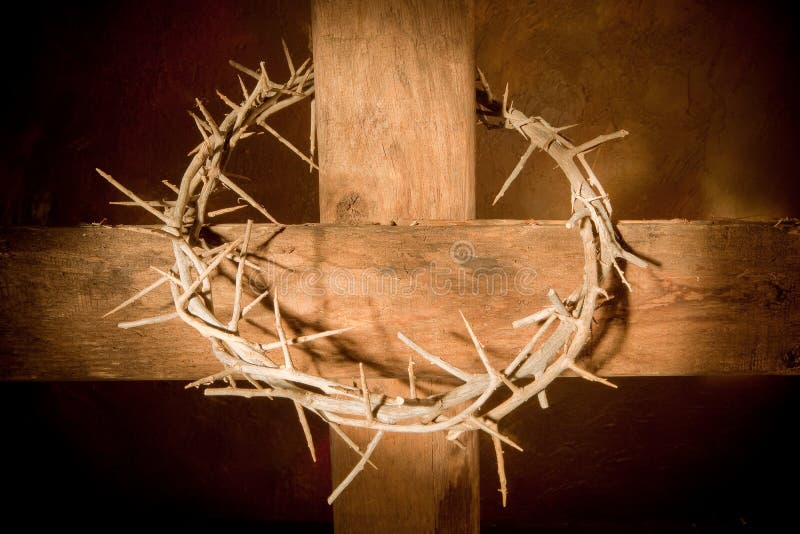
[98,42,646,506]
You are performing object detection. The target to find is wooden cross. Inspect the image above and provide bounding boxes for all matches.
[1,0,798,532]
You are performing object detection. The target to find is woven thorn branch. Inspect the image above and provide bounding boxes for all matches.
[98,43,647,507]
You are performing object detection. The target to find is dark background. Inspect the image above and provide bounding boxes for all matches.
[1,0,799,530]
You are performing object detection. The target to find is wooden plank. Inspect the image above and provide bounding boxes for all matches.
[312,1,478,531]
[312,0,475,224]
[0,221,798,381]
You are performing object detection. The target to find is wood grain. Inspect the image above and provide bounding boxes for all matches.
[312,0,476,224]
[312,2,478,530]
[0,221,797,381]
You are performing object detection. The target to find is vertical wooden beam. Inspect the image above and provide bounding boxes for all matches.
[329,382,480,533]
[312,0,475,225]
[312,0,478,532]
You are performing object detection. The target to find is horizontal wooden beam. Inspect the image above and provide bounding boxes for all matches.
[1,221,798,380]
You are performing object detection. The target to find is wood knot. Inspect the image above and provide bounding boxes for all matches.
[782,348,800,370]
[335,192,365,224]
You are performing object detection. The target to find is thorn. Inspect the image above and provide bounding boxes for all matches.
[535,372,549,409]
[493,141,536,206]
[281,38,295,77]
[470,416,523,452]
[293,401,317,462]
[359,362,373,422]
[228,59,260,80]
[328,431,384,505]
[547,288,571,317]
[273,293,293,369]
[567,362,618,389]
[407,357,417,399]
[161,180,179,194]
[102,276,168,318]
[96,169,173,226]
[537,389,549,409]
[492,435,508,508]
[329,424,378,470]
[117,312,179,329]
[397,332,472,382]
[216,89,241,111]
[554,123,578,132]
[512,307,554,329]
